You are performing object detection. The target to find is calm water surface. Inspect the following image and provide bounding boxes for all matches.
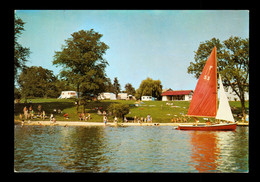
[14,125,248,172]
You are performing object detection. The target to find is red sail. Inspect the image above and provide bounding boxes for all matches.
[187,47,217,117]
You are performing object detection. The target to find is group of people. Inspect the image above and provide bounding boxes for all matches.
[21,105,46,121]
[103,114,152,125]
[134,114,152,123]
[20,105,61,123]
[171,117,188,123]
[79,113,91,121]
[103,115,120,125]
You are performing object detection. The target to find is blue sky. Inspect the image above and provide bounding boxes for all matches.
[15,10,249,90]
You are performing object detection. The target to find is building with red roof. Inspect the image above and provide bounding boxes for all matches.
[161,89,193,101]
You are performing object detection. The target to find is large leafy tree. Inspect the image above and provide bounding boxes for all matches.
[125,83,136,96]
[135,77,162,100]
[18,66,58,98]
[108,103,130,121]
[53,29,109,112]
[14,16,30,81]
[187,36,249,119]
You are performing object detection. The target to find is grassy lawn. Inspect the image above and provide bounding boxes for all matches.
[14,98,248,123]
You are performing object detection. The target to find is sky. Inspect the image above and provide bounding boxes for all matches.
[15,10,249,91]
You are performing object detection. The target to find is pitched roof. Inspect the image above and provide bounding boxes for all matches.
[161,90,193,96]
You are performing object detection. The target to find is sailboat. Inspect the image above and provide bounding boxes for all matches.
[177,47,237,131]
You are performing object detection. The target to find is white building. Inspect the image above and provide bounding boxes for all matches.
[224,86,249,101]
[161,89,193,101]
[98,92,117,100]
[58,91,78,99]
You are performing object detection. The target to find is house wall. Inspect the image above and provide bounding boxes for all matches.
[162,96,168,101]
[223,86,249,101]
[162,94,192,101]
[184,94,193,101]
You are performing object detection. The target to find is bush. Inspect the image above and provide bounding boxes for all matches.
[108,103,130,120]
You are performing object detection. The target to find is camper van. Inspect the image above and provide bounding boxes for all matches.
[98,92,116,100]
[141,96,154,101]
[58,91,78,99]
[118,93,128,100]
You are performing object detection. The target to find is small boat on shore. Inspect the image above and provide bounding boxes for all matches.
[178,47,237,131]
[177,123,237,131]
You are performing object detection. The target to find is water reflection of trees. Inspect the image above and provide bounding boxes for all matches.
[58,126,108,172]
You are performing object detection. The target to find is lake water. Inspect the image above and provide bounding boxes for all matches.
[14,125,248,173]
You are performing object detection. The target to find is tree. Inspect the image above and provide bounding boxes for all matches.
[55,78,75,95]
[135,77,162,100]
[53,29,109,113]
[112,77,121,98]
[187,36,249,119]
[104,77,114,92]
[14,16,30,81]
[18,66,58,99]
[14,87,21,100]
[125,83,136,96]
[108,103,130,121]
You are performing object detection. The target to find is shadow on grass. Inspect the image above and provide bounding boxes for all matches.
[14,100,123,117]
[14,102,75,117]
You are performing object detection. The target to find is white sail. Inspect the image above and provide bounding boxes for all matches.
[216,75,235,122]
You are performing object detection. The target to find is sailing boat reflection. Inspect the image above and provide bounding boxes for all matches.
[189,131,220,172]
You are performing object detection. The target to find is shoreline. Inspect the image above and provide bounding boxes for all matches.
[15,120,185,126]
[14,120,248,127]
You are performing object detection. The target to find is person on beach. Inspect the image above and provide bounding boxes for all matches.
[52,117,56,123]
[37,105,42,115]
[23,106,28,120]
[42,110,46,120]
[140,117,144,123]
[29,105,32,115]
[97,110,102,115]
[19,113,23,121]
[114,116,118,123]
[86,113,91,120]
[147,114,151,123]
[79,113,83,121]
[103,115,107,125]
[50,114,54,121]
[30,110,34,119]
[124,116,128,123]
[81,113,85,121]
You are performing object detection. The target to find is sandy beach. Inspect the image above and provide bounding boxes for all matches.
[14,120,197,127]
[14,120,248,127]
